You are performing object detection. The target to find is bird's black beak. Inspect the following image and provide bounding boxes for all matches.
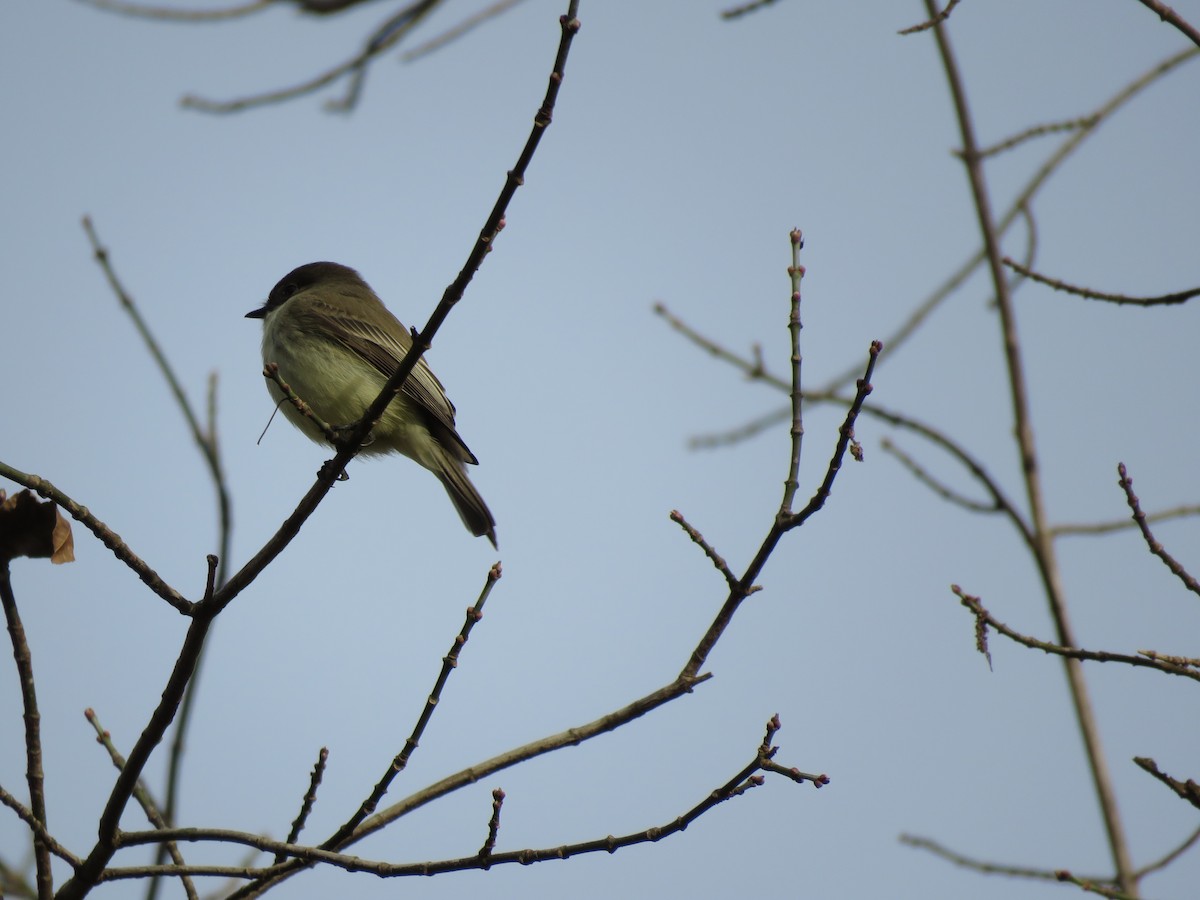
[245,304,268,319]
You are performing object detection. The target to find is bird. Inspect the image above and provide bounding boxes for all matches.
[246,261,497,548]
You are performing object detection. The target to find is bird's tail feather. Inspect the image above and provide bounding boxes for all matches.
[436,457,497,549]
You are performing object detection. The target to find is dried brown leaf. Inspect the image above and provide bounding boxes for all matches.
[0,489,75,564]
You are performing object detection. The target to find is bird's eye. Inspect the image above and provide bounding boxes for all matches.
[271,281,299,304]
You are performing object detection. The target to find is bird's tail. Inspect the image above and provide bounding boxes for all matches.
[436,457,498,549]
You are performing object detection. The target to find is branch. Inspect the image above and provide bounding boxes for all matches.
[275,747,329,864]
[669,510,753,595]
[401,0,528,62]
[952,585,1200,682]
[70,0,272,20]
[1133,757,1200,810]
[925,4,1135,888]
[975,115,1100,158]
[815,45,1199,394]
[1003,257,1200,306]
[900,833,1064,881]
[0,463,191,614]
[111,716,824,881]
[83,709,197,900]
[1132,0,1200,47]
[1117,462,1200,596]
[0,564,52,899]
[1050,503,1200,537]
[719,0,780,20]
[0,783,81,868]
[181,0,445,113]
[898,0,961,35]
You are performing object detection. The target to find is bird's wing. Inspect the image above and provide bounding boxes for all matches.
[304,300,479,465]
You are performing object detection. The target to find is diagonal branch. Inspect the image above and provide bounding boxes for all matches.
[1117,463,1200,596]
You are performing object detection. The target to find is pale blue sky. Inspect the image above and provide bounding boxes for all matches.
[2,2,1199,898]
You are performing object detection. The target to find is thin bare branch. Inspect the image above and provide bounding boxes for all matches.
[782,228,806,514]
[669,510,752,595]
[402,0,528,62]
[952,585,1200,682]
[181,0,444,113]
[113,715,821,881]
[720,0,780,20]
[1,565,52,899]
[900,833,1064,881]
[880,438,998,513]
[83,709,197,900]
[816,45,1199,393]
[1132,0,1200,47]
[1133,757,1200,810]
[70,0,272,20]
[1118,463,1200,596]
[0,784,81,868]
[976,115,1099,158]
[926,5,1134,887]
[1051,503,1200,537]
[1003,257,1199,306]
[274,748,329,864]
[0,463,191,614]
[477,789,505,864]
[899,0,961,35]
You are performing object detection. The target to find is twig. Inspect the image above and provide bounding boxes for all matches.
[1137,649,1200,668]
[112,715,822,881]
[976,115,1099,158]
[477,788,505,864]
[70,0,272,20]
[782,228,806,514]
[181,0,444,113]
[655,304,1036,550]
[816,45,1199,394]
[274,748,329,865]
[328,564,502,848]
[1134,821,1200,877]
[1133,757,1200,810]
[880,438,998,513]
[1117,463,1200,596]
[898,0,961,35]
[952,585,1200,682]
[720,0,780,20]
[0,463,191,614]
[83,709,197,900]
[1,564,53,899]
[1051,503,1200,537]
[1003,257,1199,306]
[262,364,342,445]
[0,784,80,868]
[402,0,528,62]
[1132,0,1200,47]
[669,510,753,595]
[786,342,879,529]
[1053,870,1139,899]
[900,833,1064,881]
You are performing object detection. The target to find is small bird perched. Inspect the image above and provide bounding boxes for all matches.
[247,262,497,548]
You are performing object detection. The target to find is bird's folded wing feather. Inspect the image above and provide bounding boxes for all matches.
[308,305,479,465]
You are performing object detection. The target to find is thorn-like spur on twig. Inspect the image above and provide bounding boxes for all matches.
[670,510,758,595]
[478,788,506,864]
